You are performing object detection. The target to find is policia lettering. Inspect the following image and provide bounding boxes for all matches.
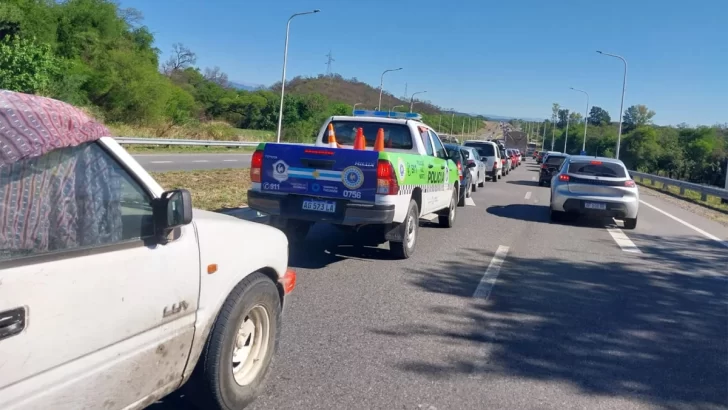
[427,169,445,184]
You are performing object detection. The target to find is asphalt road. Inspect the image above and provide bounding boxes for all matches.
[132,153,252,172]
[152,160,728,410]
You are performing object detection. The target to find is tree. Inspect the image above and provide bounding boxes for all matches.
[623,104,655,131]
[162,43,196,75]
[588,106,611,126]
[569,111,583,124]
[0,36,58,94]
[203,66,229,88]
[557,108,569,127]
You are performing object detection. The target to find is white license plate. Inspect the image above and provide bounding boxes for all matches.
[302,200,336,213]
[584,201,607,210]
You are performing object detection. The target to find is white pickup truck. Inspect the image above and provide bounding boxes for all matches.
[0,91,293,410]
[247,110,467,258]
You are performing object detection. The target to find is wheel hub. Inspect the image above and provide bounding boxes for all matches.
[232,305,271,386]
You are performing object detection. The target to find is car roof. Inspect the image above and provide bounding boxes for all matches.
[544,152,568,157]
[443,143,463,149]
[568,155,625,165]
[463,140,496,145]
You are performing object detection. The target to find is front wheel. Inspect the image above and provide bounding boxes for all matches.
[192,273,281,410]
[438,189,457,228]
[390,199,419,259]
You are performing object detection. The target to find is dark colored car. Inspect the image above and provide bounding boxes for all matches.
[445,144,476,206]
[539,153,569,186]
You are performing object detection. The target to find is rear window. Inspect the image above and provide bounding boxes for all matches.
[445,146,462,161]
[568,161,627,178]
[464,142,495,157]
[545,155,567,166]
[327,121,412,149]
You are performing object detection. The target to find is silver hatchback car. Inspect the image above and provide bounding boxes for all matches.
[549,156,639,229]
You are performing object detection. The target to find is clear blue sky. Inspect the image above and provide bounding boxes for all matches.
[120,0,727,126]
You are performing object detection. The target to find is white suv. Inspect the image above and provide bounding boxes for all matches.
[463,140,503,182]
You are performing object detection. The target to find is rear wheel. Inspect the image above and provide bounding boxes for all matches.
[550,209,565,222]
[623,217,637,230]
[458,184,467,206]
[472,178,477,192]
[192,273,280,410]
[438,189,457,228]
[390,199,419,259]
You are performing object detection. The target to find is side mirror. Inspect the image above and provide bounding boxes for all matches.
[153,189,193,241]
[466,162,477,169]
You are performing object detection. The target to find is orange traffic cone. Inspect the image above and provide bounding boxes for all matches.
[353,127,366,150]
[373,128,385,152]
[327,123,338,148]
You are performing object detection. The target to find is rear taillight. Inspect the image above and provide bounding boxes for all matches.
[377,160,399,195]
[250,150,263,183]
[457,162,463,180]
[541,164,547,169]
[624,180,636,187]
[558,174,570,182]
[492,162,497,170]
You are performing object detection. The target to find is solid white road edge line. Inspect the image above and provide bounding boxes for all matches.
[472,245,510,300]
[639,200,728,248]
[607,227,642,253]
[223,159,238,162]
[524,191,532,200]
[149,161,173,164]
[465,197,476,206]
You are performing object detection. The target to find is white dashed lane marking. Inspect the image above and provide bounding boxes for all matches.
[607,227,642,253]
[473,245,510,300]
[223,159,238,162]
[192,160,209,163]
[465,197,476,206]
[150,161,173,164]
[524,191,532,200]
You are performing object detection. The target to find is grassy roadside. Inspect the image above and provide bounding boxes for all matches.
[151,169,251,211]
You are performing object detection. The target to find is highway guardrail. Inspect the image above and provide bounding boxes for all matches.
[629,170,728,203]
[115,137,261,148]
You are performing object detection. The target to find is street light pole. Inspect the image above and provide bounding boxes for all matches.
[570,87,589,153]
[389,105,404,117]
[450,111,455,135]
[597,50,627,159]
[551,114,556,151]
[563,112,570,154]
[542,121,547,150]
[438,115,441,132]
[352,103,362,114]
[409,90,427,111]
[276,9,320,143]
[378,67,403,111]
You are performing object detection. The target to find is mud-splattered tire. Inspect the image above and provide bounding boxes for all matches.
[390,199,419,259]
[192,273,281,410]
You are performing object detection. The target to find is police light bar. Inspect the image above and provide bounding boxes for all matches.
[352,110,422,121]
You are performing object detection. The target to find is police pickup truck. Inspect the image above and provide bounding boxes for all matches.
[247,110,469,259]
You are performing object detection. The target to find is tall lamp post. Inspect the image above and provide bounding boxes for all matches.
[563,110,570,154]
[377,67,403,111]
[450,110,455,135]
[389,105,404,117]
[597,50,627,159]
[276,9,320,143]
[570,87,590,153]
[352,103,362,114]
[409,91,427,111]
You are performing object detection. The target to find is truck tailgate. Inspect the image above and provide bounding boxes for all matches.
[260,144,379,202]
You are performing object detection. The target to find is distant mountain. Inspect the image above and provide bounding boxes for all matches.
[229,81,265,91]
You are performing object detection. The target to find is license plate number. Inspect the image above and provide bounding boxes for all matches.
[584,201,607,210]
[302,200,336,213]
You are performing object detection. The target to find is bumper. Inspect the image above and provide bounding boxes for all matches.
[248,190,395,225]
[551,192,639,219]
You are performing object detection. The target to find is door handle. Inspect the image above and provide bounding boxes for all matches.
[428,164,434,169]
[0,307,25,341]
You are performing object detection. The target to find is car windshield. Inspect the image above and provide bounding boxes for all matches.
[545,155,567,166]
[328,121,413,149]
[464,142,495,157]
[568,161,627,178]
